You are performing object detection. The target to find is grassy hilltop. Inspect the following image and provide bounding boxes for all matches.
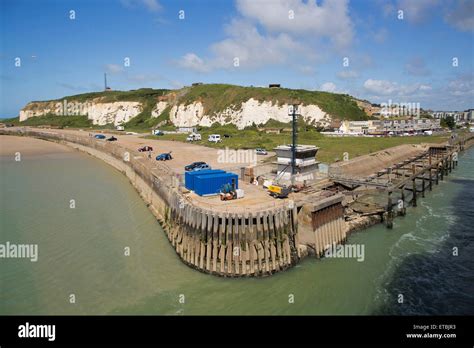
[176,84,367,120]
[14,84,368,130]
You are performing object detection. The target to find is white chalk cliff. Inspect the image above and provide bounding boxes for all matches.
[20,98,331,128]
[163,98,330,129]
[20,101,142,126]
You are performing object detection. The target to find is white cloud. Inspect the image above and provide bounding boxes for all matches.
[363,79,432,97]
[177,53,210,73]
[364,79,398,95]
[211,19,310,69]
[419,84,432,91]
[447,73,474,96]
[444,0,474,32]
[320,82,337,92]
[236,0,354,49]
[178,0,354,72]
[178,19,312,71]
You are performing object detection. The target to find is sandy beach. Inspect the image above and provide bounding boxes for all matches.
[0,135,73,158]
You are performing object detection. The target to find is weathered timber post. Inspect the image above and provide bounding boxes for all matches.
[429,168,433,191]
[387,191,393,229]
[412,181,417,207]
[428,155,433,191]
[411,164,417,207]
[400,187,406,216]
[421,176,425,198]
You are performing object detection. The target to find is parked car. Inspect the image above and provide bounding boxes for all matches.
[106,136,118,141]
[223,134,232,138]
[138,146,153,152]
[255,148,268,155]
[94,134,106,139]
[208,134,222,143]
[152,129,164,136]
[116,125,124,131]
[156,152,173,161]
[186,133,202,142]
[185,161,207,171]
[192,163,211,171]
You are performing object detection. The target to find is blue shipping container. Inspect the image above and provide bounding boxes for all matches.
[194,173,239,196]
[185,169,225,191]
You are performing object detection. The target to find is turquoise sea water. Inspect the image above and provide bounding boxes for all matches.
[1,142,473,315]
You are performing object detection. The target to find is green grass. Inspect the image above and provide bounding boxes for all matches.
[2,115,94,128]
[36,88,170,104]
[145,124,448,164]
[21,83,369,134]
[178,84,368,121]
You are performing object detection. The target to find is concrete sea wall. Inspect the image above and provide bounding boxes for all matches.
[3,129,314,276]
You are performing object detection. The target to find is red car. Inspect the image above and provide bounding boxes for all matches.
[138,146,153,152]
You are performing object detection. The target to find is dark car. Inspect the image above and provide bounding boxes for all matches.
[184,161,206,171]
[223,134,232,138]
[106,136,118,141]
[138,146,153,152]
[156,152,173,161]
[94,134,106,139]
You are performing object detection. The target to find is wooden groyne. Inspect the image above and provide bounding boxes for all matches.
[329,134,474,229]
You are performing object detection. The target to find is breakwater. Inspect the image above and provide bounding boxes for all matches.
[2,129,338,276]
[4,128,471,277]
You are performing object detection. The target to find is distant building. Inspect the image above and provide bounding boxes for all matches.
[431,111,464,123]
[177,126,198,133]
[463,109,473,122]
[339,118,441,135]
[192,82,203,86]
[269,84,281,88]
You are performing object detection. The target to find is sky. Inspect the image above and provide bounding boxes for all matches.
[0,0,473,117]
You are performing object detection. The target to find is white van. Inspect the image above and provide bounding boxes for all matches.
[208,134,221,143]
[186,133,202,142]
[116,125,124,131]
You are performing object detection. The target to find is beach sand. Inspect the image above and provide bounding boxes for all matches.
[0,135,73,158]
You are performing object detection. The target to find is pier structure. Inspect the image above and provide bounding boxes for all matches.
[2,128,347,276]
[4,127,471,274]
[329,135,473,229]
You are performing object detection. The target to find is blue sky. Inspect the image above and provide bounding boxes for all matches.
[1,0,473,117]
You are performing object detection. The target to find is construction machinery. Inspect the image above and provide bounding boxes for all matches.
[220,179,237,201]
[267,163,292,198]
[268,184,291,199]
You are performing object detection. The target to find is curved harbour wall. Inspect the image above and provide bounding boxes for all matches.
[3,129,305,276]
[4,128,470,277]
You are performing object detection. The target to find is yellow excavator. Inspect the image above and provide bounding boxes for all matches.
[268,184,291,198]
[267,164,291,198]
